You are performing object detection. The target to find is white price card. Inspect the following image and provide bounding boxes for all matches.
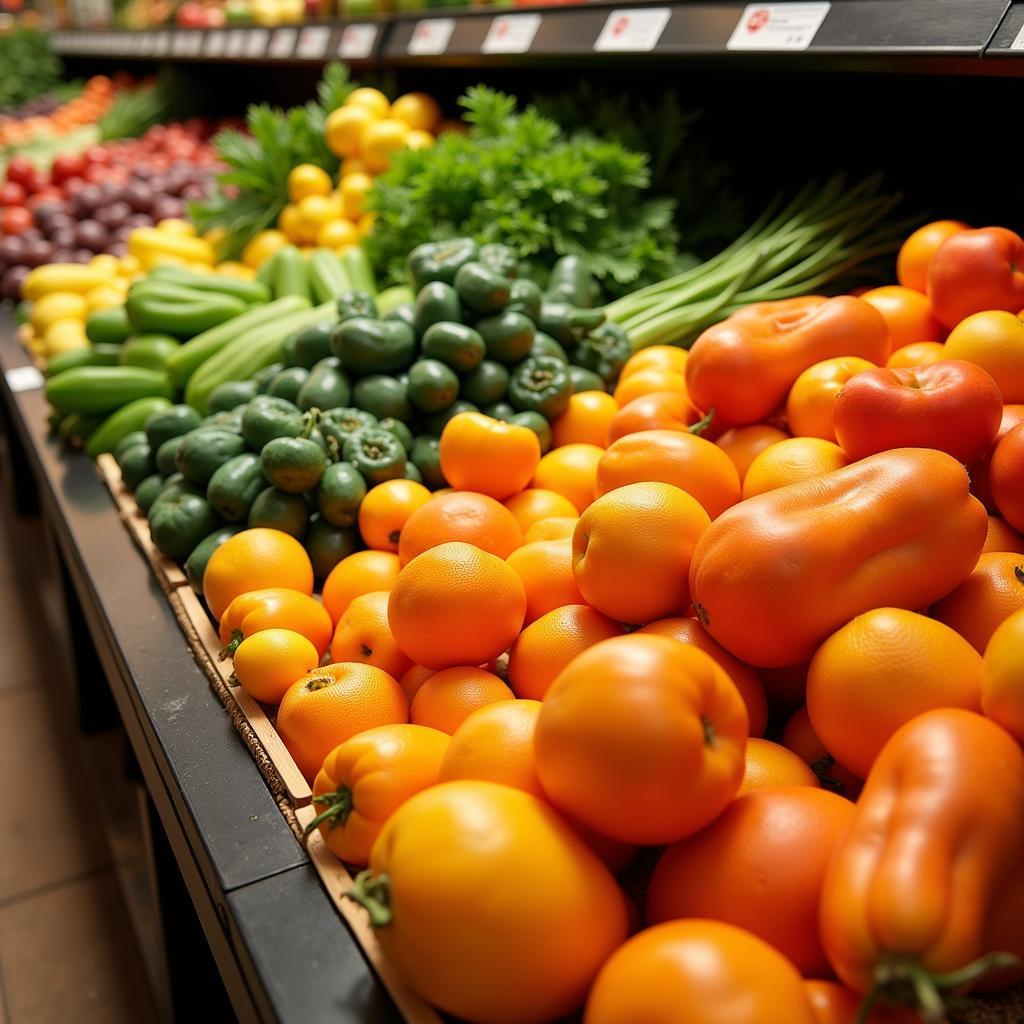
[296,25,329,58]
[205,30,227,56]
[183,32,203,55]
[269,27,297,58]
[155,31,171,55]
[339,23,378,59]
[482,13,541,54]
[727,2,830,50]
[1011,22,1024,50]
[594,7,670,52]
[171,32,189,56]
[246,28,270,57]
[225,29,246,56]
[407,17,455,56]
[5,366,44,393]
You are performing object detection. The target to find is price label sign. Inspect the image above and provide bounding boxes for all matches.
[246,28,270,57]
[171,32,190,56]
[407,17,455,56]
[482,13,541,54]
[205,30,227,56]
[155,31,171,55]
[1011,22,1024,50]
[269,27,297,58]
[594,7,670,51]
[339,23,378,59]
[5,366,44,393]
[182,32,203,56]
[727,2,831,50]
[296,25,329,59]
[226,29,246,56]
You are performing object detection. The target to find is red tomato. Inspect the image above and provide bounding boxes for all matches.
[0,181,26,206]
[62,175,88,195]
[83,164,112,185]
[83,145,112,166]
[26,187,64,209]
[928,227,1024,329]
[1,206,33,235]
[833,360,1003,465]
[50,152,86,184]
[21,167,49,195]
[5,156,34,188]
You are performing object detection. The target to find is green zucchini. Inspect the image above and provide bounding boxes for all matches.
[85,396,173,458]
[46,367,174,415]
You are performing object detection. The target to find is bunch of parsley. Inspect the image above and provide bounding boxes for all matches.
[365,87,683,298]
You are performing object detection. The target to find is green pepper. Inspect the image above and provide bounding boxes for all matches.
[421,322,485,374]
[508,356,574,420]
[538,301,606,347]
[156,435,187,477]
[125,282,247,339]
[203,409,244,434]
[403,461,423,484]
[291,321,336,369]
[413,282,462,338]
[343,429,407,486]
[478,243,519,280]
[248,487,309,540]
[147,264,270,305]
[118,443,155,491]
[261,414,328,493]
[175,427,247,485]
[531,333,569,363]
[333,317,415,375]
[336,290,378,323]
[568,365,607,394]
[353,376,413,422]
[208,380,259,413]
[320,407,378,455]
[476,311,535,365]
[317,462,367,528]
[133,474,165,514]
[408,359,459,414]
[454,261,511,315]
[378,417,414,453]
[252,362,286,394]
[410,435,447,490]
[460,360,510,406]
[423,400,478,437]
[267,367,310,405]
[151,473,201,511]
[509,411,552,454]
[506,279,543,324]
[207,453,267,521]
[573,322,632,385]
[407,238,479,291]
[146,403,203,452]
[298,358,351,413]
[149,491,220,560]
[483,401,516,422]
[241,396,304,452]
[114,430,148,461]
[306,515,362,584]
[545,255,593,307]
[385,303,416,330]
[85,305,131,346]
[185,525,243,595]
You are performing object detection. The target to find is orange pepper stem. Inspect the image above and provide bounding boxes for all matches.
[218,628,244,661]
[303,786,354,836]
[346,869,392,928]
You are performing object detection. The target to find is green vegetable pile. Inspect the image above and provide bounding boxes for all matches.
[0,29,62,112]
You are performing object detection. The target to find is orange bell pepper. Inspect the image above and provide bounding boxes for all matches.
[218,587,333,656]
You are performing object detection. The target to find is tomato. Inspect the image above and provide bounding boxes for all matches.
[49,152,86,184]
[1,206,33,235]
[26,187,64,210]
[0,181,26,206]
[83,145,112,166]
[5,156,34,188]
[897,220,969,294]
[833,359,1003,464]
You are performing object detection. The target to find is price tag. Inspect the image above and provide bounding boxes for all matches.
[269,27,297,58]
[172,32,189,56]
[407,18,455,56]
[295,25,329,58]
[339,23,377,59]
[155,31,171,55]
[226,29,247,56]
[205,30,227,56]
[142,32,157,55]
[482,13,541,54]
[594,7,670,52]
[246,28,269,57]
[183,31,203,55]
[727,2,831,50]
[1011,22,1024,50]
[5,366,44,393]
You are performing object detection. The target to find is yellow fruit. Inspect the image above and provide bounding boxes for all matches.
[278,204,303,243]
[316,218,360,249]
[243,229,289,269]
[288,163,333,202]
[45,321,89,355]
[339,157,369,179]
[346,87,391,119]
[89,253,120,274]
[30,292,87,333]
[358,212,375,239]
[296,194,336,242]
[84,286,124,311]
[339,172,373,220]
[405,129,435,151]
[361,119,409,174]
[118,254,141,276]
[390,92,441,133]
[156,218,196,237]
[216,261,257,280]
[325,105,377,159]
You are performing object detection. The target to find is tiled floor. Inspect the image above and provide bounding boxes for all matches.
[0,503,159,1023]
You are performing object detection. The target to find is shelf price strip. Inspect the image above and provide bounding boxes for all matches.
[482,13,541,54]
[296,25,330,59]
[594,7,671,51]
[726,2,831,50]
[407,17,456,56]
[269,27,297,58]
[339,23,378,60]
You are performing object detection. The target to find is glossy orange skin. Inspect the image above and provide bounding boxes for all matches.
[329,590,413,679]
[896,220,969,294]
[992,423,1024,532]
[523,515,578,543]
[218,587,334,655]
[585,919,817,1024]
[820,709,1024,992]
[410,666,515,734]
[231,628,320,705]
[970,404,1024,513]
[398,490,523,565]
[861,285,943,350]
[983,515,1024,555]
[507,537,585,624]
[550,391,619,448]
[502,488,578,532]
[357,479,431,552]
[927,226,1024,329]
[534,635,748,845]
[690,448,987,667]
[685,296,890,427]
[982,608,1024,745]
[648,787,852,976]
[739,738,819,795]
[803,980,918,1024]
[322,550,400,626]
[438,412,541,500]
[613,367,688,408]
[782,706,863,800]
[931,551,1024,653]
[833,360,1003,465]
[715,424,789,481]
[742,437,850,499]
[885,340,946,369]
[620,344,688,379]
[786,356,877,441]
[607,391,701,444]
[944,310,1024,403]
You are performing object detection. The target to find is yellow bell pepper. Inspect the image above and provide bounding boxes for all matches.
[22,264,109,301]
[129,227,216,266]
[30,292,88,333]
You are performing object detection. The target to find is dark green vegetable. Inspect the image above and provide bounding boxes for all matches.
[202,409,245,433]
[85,306,132,346]
[408,360,459,414]
[267,367,310,405]
[454,261,511,314]
[385,304,416,330]
[343,429,406,486]
[476,311,535,365]
[207,453,266,521]
[185,525,243,595]
[460,361,510,406]
[208,380,259,413]
[114,430,148,461]
[545,255,593,307]
[46,367,174,414]
[261,435,327,494]
[508,356,573,420]
[146,404,204,452]
[376,285,415,318]
[175,428,247,485]
[406,238,478,291]
[273,245,311,301]
[248,487,309,539]
[150,492,220,560]
[45,344,122,376]
[241,396,304,451]
[59,411,104,446]
[568,365,607,394]
[573,322,631,385]
[332,317,415,375]
[252,362,286,394]
[298,359,351,413]
[118,444,155,491]
[421,322,485,374]
[483,401,515,422]
[506,279,543,324]
[530,333,569,363]
[410,435,447,490]
[538,301,605,347]
[86,396,173,458]
[352,376,412,422]
[320,408,378,453]
[337,290,379,323]
[403,461,423,484]
[156,435,187,477]
[509,411,552,454]
[119,334,181,371]
[150,474,201,514]
[148,264,270,305]
[378,417,414,453]
[133,474,165,514]
[306,516,361,583]
[125,282,247,338]
[413,282,462,337]
[478,243,519,280]
[291,321,335,369]
[423,401,478,437]
[317,462,367,528]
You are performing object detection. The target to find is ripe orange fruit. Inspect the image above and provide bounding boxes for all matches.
[322,550,401,626]
[608,391,702,444]
[984,515,1024,555]
[324,104,376,159]
[860,285,943,350]
[992,423,1024,532]
[742,437,849,499]
[638,617,768,737]
[439,699,544,798]
[944,310,1024,403]
[715,424,789,481]
[390,92,441,133]
[550,391,619,448]
[523,516,578,543]
[932,551,1024,653]
[219,588,334,655]
[620,345,688,379]
[439,413,541,500]
[277,662,409,779]
[388,542,527,669]
[507,604,624,701]
[613,368,688,408]
[503,489,578,533]
[410,666,515,734]
[786,357,877,441]
[358,479,431,552]
[329,590,413,680]
[573,482,710,624]
[896,219,969,293]
[531,443,604,513]
[397,490,523,565]
[506,537,585,624]
[885,340,946,368]
[203,528,313,620]
[803,979,919,1024]
[807,608,982,778]
[596,430,741,520]
[397,664,434,703]
[739,738,819,795]
[232,628,321,705]
[982,607,1024,744]
[781,705,862,799]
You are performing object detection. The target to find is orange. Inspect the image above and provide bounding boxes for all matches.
[786,356,877,441]
[885,340,946,368]
[738,738,819,795]
[324,103,376,159]
[807,608,982,778]
[389,92,441,133]
[781,705,862,799]
[338,172,373,221]
[287,163,332,202]
[361,118,410,173]
[742,437,849,499]
[388,542,527,669]
[550,391,619,448]
[507,604,624,701]
[503,489,578,532]
[524,516,578,543]
[984,515,1024,555]
[896,219,969,293]
[439,699,544,798]
[410,667,515,734]
[572,481,711,625]
[596,429,741,520]
[715,424,789,481]
[277,663,409,780]
[531,443,604,513]
[608,391,702,444]
[620,345,688,379]
[397,664,435,703]
[931,551,1024,653]
[613,368,688,408]
[982,608,1024,744]
[322,550,401,626]
[944,309,1024,403]
[506,537,585,624]
[203,528,313,621]
[346,87,391,118]
[231,628,320,705]
[218,588,334,655]
[860,285,944,350]
[398,490,523,565]
[439,413,541,500]
[358,479,432,552]
[329,590,413,680]
[638,617,768,737]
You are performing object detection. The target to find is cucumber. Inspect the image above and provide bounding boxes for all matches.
[45,344,123,376]
[85,396,174,458]
[273,245,311,302]
[308,249,353,304]
[46,367,174,415]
